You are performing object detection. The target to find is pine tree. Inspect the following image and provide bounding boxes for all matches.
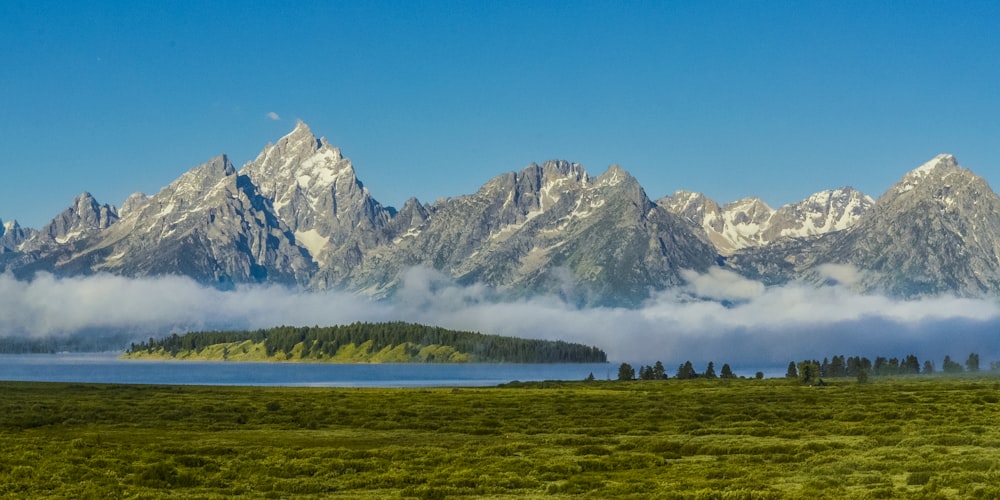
[966,353,980,372]
[720,363,736,379]
[704,361,717,379]
[786,361,798,379]
[676,361,697,380]
[652,361,667,380]
[618,363,636,381]
[943,355,963,374]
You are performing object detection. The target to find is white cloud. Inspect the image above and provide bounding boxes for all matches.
[816,263,865,287]
[2,269,999,373]
[266,111,281,121]
[680,267,765,301]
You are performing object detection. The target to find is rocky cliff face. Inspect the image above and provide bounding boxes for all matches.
[810,154,1000,295]
[240,121,396,272]
[351,161,717,305]
[726,154,1000,296]
[0,219,33,253]
[63,155,314,285]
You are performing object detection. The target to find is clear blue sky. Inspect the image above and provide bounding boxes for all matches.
[3,1,999,228]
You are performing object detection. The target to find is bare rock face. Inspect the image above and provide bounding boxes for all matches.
[61,155,314,286]
[0,219,34,255]
[727,155,1000,297]
[811,155,1000,296]
[353,161,717,306]
[35,192,118,244]
[240,121,396,287]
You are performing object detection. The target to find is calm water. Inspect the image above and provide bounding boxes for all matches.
[0,353,614,387]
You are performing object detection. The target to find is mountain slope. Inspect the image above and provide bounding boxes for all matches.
[660,188,873,255]
[814,154,1000,295]
[354,161,718,305]
[62,155,314,285]
[240,121,397,287]
[727,154,1000,296]
[3,123,996,304]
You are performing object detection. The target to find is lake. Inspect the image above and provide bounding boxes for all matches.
[0,353,615,387]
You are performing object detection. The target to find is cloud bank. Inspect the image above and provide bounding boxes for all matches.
[2,267,999,372]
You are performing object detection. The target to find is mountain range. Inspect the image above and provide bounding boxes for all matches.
[3,122,998,306]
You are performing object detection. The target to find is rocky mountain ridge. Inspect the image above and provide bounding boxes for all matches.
[659,187,874,255]
[3,124,998,304]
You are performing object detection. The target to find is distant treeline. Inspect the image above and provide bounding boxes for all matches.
[787,353,988,383]
[0,334,132,354]
[127,322,608,363]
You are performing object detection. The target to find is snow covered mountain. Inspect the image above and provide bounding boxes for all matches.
[660,187,874,255]
[3,123,998,304]
[240,121,396,288]
[727,154,1000,296]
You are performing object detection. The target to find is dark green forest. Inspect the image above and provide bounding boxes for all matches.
[126,322,607,363]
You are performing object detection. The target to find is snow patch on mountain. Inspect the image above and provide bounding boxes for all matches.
[661,187,874,255]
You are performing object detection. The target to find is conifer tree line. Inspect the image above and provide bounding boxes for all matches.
[615,352,994,382]
[616,360,750,381]
[128,322,607,363]
[784,352,986,383]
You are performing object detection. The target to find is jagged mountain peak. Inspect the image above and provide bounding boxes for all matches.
[537,159,589,183]
[169,155,237,199]
[193,154,235,177]
[243,123,353,199]
[908,153,959,177]
[594,164,633,187]
[892,154,969,196]
[32,191,119,245]
[0,218,33,252]
[252,121,342,169]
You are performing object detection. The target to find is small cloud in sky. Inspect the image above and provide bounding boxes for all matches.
[266,111,281,121]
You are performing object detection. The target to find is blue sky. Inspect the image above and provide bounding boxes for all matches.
[3,1,999,229]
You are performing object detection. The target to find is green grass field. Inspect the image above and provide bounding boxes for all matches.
[2,376,1000,498]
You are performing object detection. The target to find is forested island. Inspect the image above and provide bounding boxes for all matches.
[123,322,607,364]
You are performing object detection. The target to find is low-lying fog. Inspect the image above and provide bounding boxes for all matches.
[1,265,997,367]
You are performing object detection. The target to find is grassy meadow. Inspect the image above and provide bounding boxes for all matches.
[2,376,1000,498]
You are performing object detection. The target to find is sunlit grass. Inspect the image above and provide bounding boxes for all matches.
[1,376,1000,498]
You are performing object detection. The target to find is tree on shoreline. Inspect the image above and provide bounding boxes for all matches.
[618,363,635,381]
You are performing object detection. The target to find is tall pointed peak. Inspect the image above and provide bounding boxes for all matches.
[293,119,311,133]
[595,164,636,187]
[908,154,959,178]
[195,154,236,177]
[72,191,101,207]
[280,120,324,149]
[892,154,965,196]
